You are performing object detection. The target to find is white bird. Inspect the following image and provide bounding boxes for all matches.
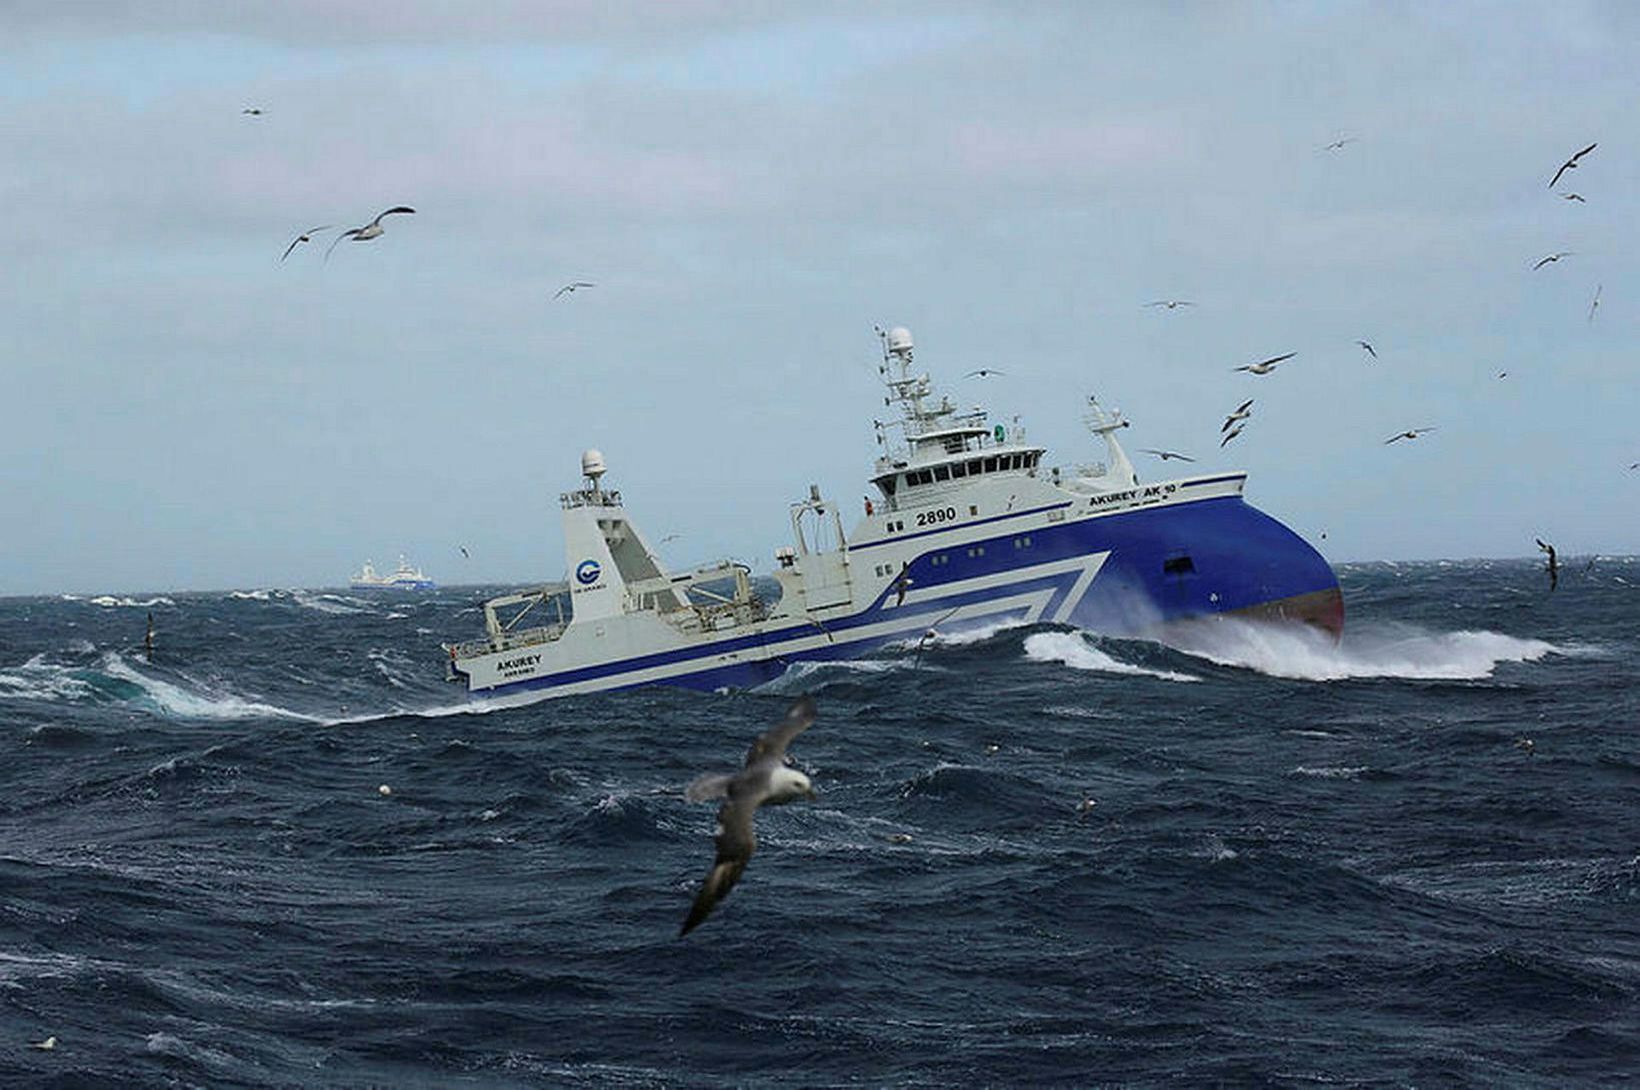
[241,107,263,117]
[325,206,416,260]
[1320,136,1356,152]
[1234,352,1296,375]
[1589,284,1602,323]
[1532,251,1573,270]
[1357,340,1376,359]
[964,368,1006,378]
[1562,192,1586,202]
[1549,142,1597,188]
[680,697,818,936]
[1143,300,1194,310]
[1384,427,1436,444]
[1221,398,1254,432]
[1220,425,1245,448]
[1140,448,1195,462]
[280,225,331,262]
[553,281,595,299]
[31,1036,57,1050]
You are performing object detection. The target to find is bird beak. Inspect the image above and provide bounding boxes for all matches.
[805,787,819,801]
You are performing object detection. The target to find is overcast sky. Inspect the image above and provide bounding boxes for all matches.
[2,2,1636,595]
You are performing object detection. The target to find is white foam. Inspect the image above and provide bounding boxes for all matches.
[918,618,1030,648]
[1292,765,1370,779]
[100,653,321,721]
[228,589,276,601]
[291,591,370,615]
[1022,631,1199,682]
[0,661,95,703]
[87,595,174,608]
[1166,618,1557,681]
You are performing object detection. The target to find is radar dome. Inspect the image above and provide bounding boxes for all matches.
[581,448,607,480]
[887,327,914,356]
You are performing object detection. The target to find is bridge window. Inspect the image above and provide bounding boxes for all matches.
[934,465,951,482]
[951,462,966,479]
[984,456,997,472]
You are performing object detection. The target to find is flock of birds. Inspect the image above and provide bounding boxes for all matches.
[1125,140,1621,466]
[1123,140,1627,587]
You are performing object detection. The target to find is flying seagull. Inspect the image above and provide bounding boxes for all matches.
[1220,425,1245,448]
[242,107,263,116]
[280,225,331,262]
[1221,398,1254,432]
[1532,251,1573,270]
[964,368,1006,378]
[1589,284,1602,323]
[1536,537,1559,591]
[458,545,469,559]
[892,562,913,607]
[1320,136,1356,152]
[1234,352,1296,375]
[553,281,595,299]
[1143,300,1194,310]
[1384,427,1436,444]
[325,206,416,260]
[1140,448,1196,462]
[1562,192,1586,202]
[680,696,819,936]
[1497,370,1509,379]
[1548,142,1597,188]
[1356,339,1377,359]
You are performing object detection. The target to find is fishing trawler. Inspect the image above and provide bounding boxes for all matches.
[351,556,436,590]
[443,326,1340,700]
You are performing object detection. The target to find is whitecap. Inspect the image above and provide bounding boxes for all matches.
[1165,618,1557,682]
[101,653,321,722]
[291,590,370,615]
[1022,631,1199,682]
[1292,765,1370,779]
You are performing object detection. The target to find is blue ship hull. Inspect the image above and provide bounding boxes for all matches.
[472,491,1340,700]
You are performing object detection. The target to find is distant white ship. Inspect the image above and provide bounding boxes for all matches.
[350,555,435,590]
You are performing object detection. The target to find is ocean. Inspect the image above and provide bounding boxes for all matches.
[1,559,1636,1087]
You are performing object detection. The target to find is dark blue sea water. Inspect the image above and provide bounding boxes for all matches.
[2,560,1637,1087]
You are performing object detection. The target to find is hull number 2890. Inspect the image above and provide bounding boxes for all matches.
[916,507,959,527]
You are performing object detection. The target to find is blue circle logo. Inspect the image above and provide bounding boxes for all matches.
[575,559,602,585]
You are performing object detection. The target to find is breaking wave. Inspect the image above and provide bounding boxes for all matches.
[1022,631,1200,682]
[1163,618,1558,681]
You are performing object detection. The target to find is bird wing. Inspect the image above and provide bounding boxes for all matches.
[1532,255,1553,269]
[685,772,737,802]
[743,695,817,766]
[1572,141,1597,163]
[679,795,758,935]
[1235,398,1254,413]
[371,206,416,225]
[1220,428,1242,447]
[553,285,571,298]
[1232,365,1251,373]
[1258,351,1297,368]
[324,228,362,260]
[1549,161,1571,188]
[281,236,303,262]
[1176,452,1197,462]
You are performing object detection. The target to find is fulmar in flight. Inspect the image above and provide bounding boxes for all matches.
[679,696,819,936]
[325,206,416,260]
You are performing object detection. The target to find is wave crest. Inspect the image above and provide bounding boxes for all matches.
[1165,619,1557,681]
